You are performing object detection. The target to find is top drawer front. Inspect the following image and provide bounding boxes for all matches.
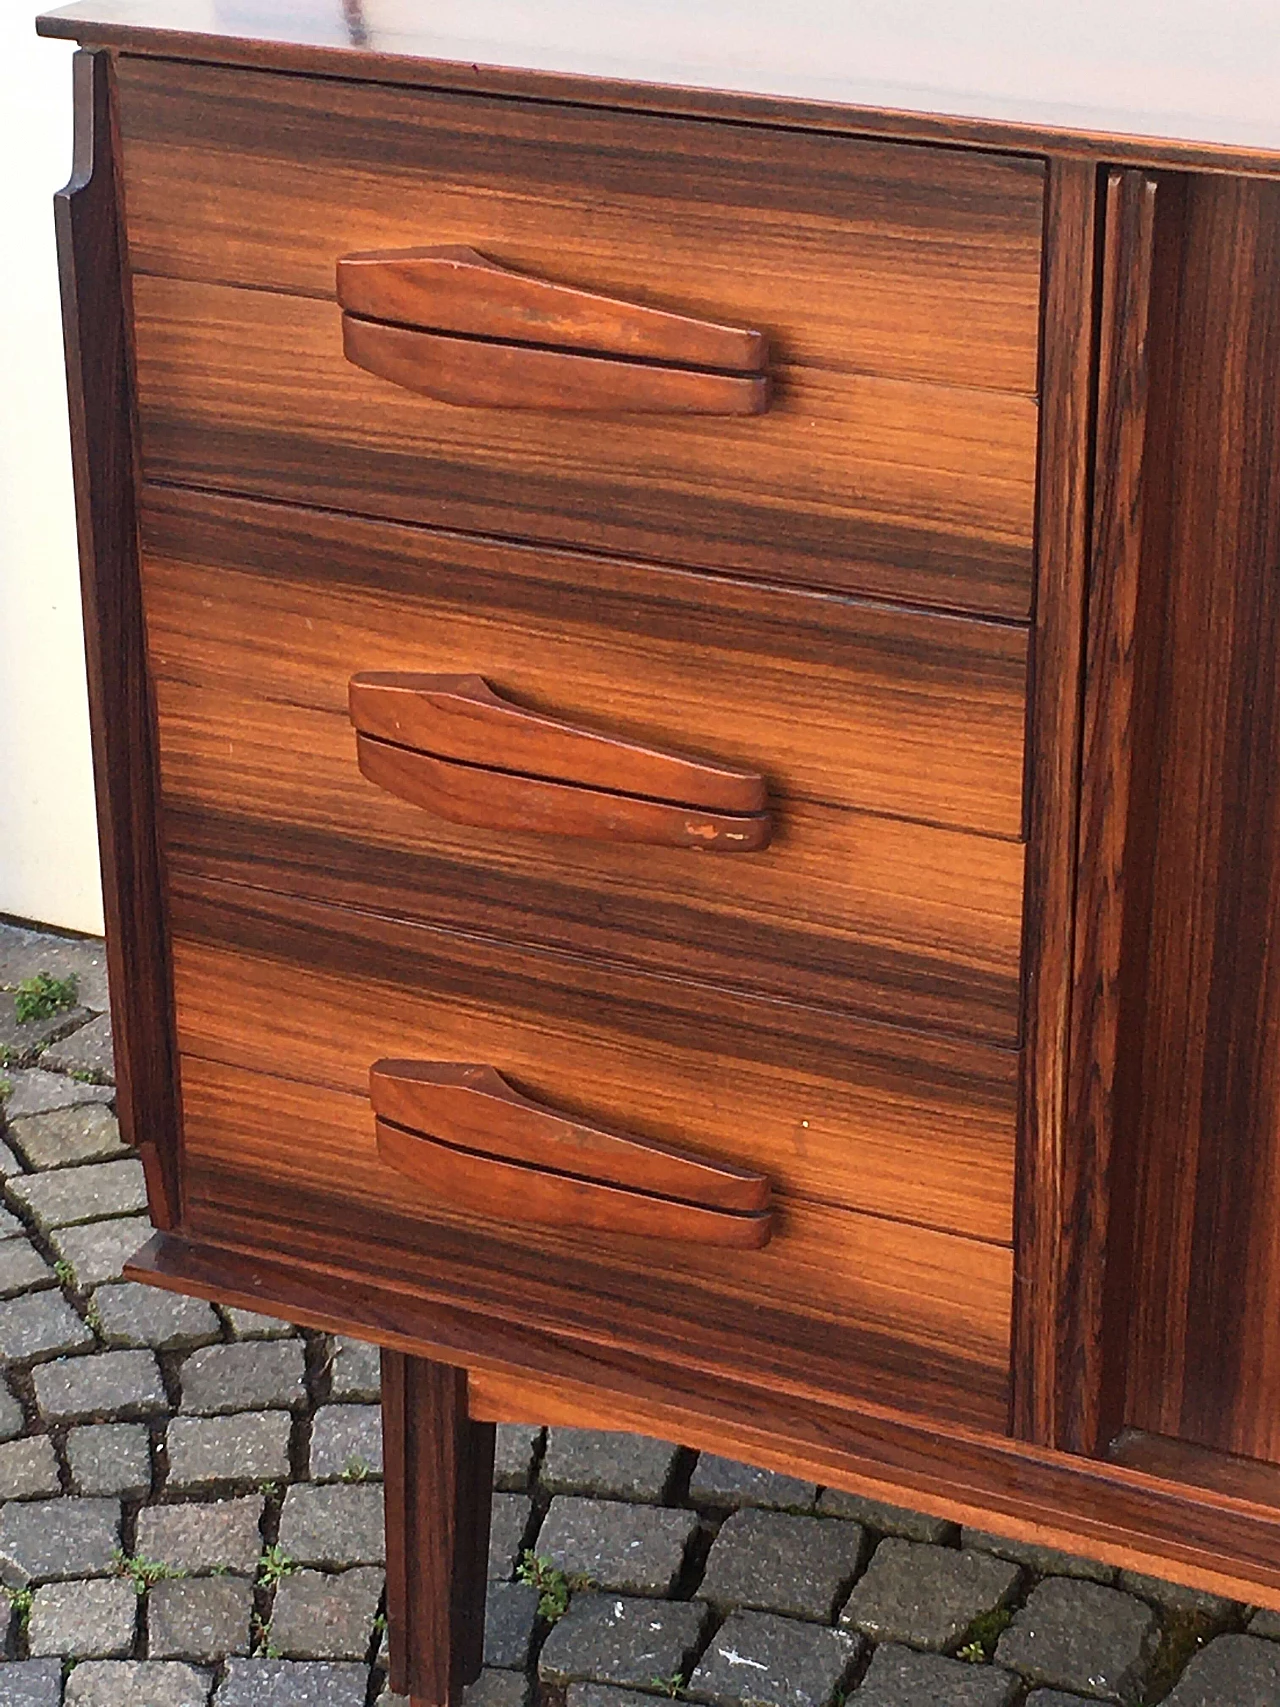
[117,59,1045,618]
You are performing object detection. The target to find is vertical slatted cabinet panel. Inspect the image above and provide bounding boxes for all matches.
[1065,167,1280,1467]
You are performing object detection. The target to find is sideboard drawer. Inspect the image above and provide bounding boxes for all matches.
[118,57,1044,617]
[168,874,1015,1431]
[142,492,1026,1043]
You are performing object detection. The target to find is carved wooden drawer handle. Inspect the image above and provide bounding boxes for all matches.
[336,246,770,415]
[349,672,772,852]
[371,1059,774,1248]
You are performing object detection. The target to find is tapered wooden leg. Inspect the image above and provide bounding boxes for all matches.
[382,1351,496,1706]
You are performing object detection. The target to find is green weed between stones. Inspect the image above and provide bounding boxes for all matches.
[251,1611,282,1659]
[3,1585,33,1635]
[257,1544,297,1588]
[516,1551,591,1622]
[14,973,78,1025]
[340,1456,371,1482]
[53,1260,77,1289]
[113,1548,185,1595]
[650,1674,685,1697]
[957,1605,1014,1662]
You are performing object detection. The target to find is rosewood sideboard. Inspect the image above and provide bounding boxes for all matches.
[36,0,1280,1691]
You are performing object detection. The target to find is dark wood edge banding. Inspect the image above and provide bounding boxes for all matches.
[54,47,183,1229]
[1010,158,1101,1444]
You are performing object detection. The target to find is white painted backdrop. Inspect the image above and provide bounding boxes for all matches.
[0,10,100,934]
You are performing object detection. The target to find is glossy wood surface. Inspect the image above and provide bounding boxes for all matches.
[116,59,1042,616]
[347,674,768,814]
[40,0,1280,164]
[336,246,769,372]
[141,488,1027,840]
[1008,160,1099,1444]
[381,1352,492,1705]
[126,1229,1280,1607]
[371,1062,771,1212]
[53,49,181,1229]
[165,869,1017,1247]
[341,316,771,416]
[1057,169,1161,1456]
[353,735,773,854]
[1109,175,1280,1465]
[178,1047,1012,1430]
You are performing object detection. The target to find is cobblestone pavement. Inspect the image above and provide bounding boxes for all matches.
[2,920,1279,1706]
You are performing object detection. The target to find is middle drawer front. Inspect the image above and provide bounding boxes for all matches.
[141,488,1028,1045]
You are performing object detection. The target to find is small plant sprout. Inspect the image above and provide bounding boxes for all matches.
[340,1456,371,1483]
[650,1674,685,1697]
[53,1259,77,1289]
[958,1605,1013,1661]
[516,1552,590,1623]
[113,1548,184,1595]
[257,1545,297,1588]
[14,973,78,1025]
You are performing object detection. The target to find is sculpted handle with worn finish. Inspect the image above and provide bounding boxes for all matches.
[348,672,772,850]
[337,245,771,414]
[370,1059,774,1247]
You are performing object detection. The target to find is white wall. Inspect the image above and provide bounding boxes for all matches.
[0,15,103,936]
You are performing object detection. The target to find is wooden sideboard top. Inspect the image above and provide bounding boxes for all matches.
[37,0,1280,172]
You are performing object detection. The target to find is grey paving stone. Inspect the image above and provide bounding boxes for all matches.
[0,1203,27,1238]
[690,1455,816,1512]
[0,1140,20,1177]
[0,995,96,1068]
[8,1158,146,1231]
[41,1014,116,1082]
[0,1434,61,1498]
[816,1489,959,1545]
[963,1529,1117,1585]
[0,1497,120,1582]
[1249,1606,1280,1638]
[136,1496,266,1575]
[67,1421,152,1496]
[221,1307,295,1340]
[93,1281,220,1351]
[166,1412,293,1490]
[179,1339,307,1415]
[278,1482,386,1566]
[27,1575,138,1657]
[0,1657,65,1706]
[328,1336,380,1401]
[33,1348,166,1422]
[840,1539,1021,1653]
[484,1581,539,1669]
[2,1067,114,1121]
[538,1495,697,1595]
[994,1577,1158,1703]
[1116,1569,1237,1619]
[215,1659,369,1706]
[541,1429,681,1504]
[1162,1633,1280,1705]
[538,1592,710,1688]
[0,1375,25,1440]
[687,1609,861,1707]
[0,923,111,1012]
[0,1288,95,1359]
[700,1509,867,1622]
[7,1103,125,1170]
[65,1661,211,1706]
[49,1215,151,1289]
[852,1643,1020,1706]
[270,1566,384,1660]
[466,1671,529,1707]
[149,1573,255,1660]
[0,1237,56,1299]
[494,1422,542,1491]
[567,1688,665,1707]
[489,1492,532,1580]
[309,1404,384,1481]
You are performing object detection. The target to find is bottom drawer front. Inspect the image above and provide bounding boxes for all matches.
[180,1052,1012,1433]
[167,875,1015,1432]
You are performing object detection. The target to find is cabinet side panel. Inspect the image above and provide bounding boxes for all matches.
[54,47,181,1227]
